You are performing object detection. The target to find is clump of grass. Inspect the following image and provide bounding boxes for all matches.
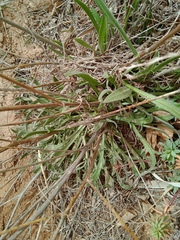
[0,0,180,239]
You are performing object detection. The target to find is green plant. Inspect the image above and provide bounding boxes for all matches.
[74,0,109,53]
[74,0,139,55]
[160,139,180,165]
[149,214,173,240]
[158,138,180,193]
[168,169,180,193]
[123,0,153,43]
[94,0,138,56]
[0,1,180,239]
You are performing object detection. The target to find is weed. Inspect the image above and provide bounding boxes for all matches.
[149,214,173,240]
[160,139,180,165]
[0,0,179,239]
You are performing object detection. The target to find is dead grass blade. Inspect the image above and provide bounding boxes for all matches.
[0,16,71,54]
[124,23,180,66]
[0,218,46,236]
[3,129,100,240]
[0,107,79,126]
[51,129,104,240]
[87,180,139,240]
[60,89,180,130]
[0,73,63,105]
[0,131,58,154]
[0,62,60,71]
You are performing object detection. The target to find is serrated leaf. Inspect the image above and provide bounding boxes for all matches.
[103,87,132,103]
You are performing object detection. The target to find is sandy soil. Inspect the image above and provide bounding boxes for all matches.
[0,1,48,238]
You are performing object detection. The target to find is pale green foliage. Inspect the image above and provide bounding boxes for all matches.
[161,139,180,165]
[149,214,173,240]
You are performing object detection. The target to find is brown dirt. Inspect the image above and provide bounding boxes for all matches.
[0,1,50,239]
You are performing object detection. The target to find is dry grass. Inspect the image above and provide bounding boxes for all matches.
[0,0,180,239]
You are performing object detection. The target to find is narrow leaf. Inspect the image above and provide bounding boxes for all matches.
[64,70,100,94]
[91,7,101,25]
[75,38,94,51]
[137,54,180,77]
[124,82,180,119]
[65,71,100,85]
[98,89,111,102]
[74,0,99,32]
[92,134,105,181]
[132,124,156,174]
[98,15,108,53]
[94,0,138,57]
[152,173,180,188]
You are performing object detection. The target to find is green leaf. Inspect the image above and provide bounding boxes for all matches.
[65,70,99,85]
[104,166,114,187]
[92,134,105,181]
[98,89,111,102]
[64,70,100,94]
[137,53,180,78]
[94,0,138,57]
[124,0,141,29]
[153,173,180,188]
[74,0,99,32]
[23,130,51,138]
[91,7,101,26]
[114,111,153,126]
[132,124,156,174]
[75,38,95,51]
[98,15,108,53]
[124,81,180,119]
[152,54,180,73]
[52,39,63,47]
[103,86,132,103]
